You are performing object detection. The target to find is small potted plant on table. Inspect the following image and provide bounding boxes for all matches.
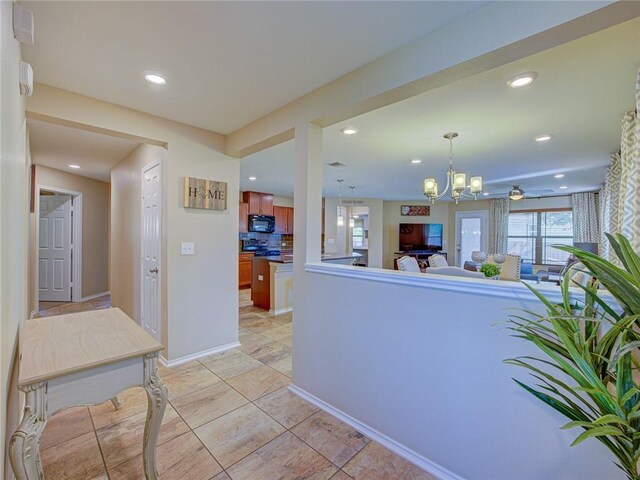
[480,262,500,279]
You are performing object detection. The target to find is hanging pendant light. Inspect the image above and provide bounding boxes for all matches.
[423,132,483,204]
[349,186,357,228]
[337,179,345,227]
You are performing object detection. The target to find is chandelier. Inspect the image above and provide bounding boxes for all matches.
[423,132,483,204]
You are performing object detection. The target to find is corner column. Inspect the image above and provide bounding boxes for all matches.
[292,123,323,385]
[293,123,323,268]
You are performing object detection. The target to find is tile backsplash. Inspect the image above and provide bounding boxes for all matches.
[239,232,293,251]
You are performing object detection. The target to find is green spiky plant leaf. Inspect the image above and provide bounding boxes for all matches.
[506,234,640,480]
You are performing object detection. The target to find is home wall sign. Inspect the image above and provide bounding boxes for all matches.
[400,205,430,216]
[183,177,227,210]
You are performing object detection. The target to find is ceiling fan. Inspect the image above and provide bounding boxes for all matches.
[485,184,554,200]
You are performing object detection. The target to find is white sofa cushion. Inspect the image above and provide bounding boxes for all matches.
[428,254,448,268]
[397,256,421,272]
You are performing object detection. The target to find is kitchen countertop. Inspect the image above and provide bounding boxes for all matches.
[253,252,363,264]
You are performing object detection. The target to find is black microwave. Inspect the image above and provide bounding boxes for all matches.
[248,214,276,233]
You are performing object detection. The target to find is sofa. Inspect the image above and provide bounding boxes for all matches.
[426,266,485,279]
[463,259,537,281]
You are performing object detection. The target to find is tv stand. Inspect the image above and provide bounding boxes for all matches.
[393,251,447,270]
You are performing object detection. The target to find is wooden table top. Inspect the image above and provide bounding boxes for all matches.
[19,308,163,386]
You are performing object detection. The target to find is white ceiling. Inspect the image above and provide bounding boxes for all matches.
[22,1,485,134]
[240,18,640,201]
[29,120,140,182]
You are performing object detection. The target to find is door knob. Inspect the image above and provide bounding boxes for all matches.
[149,267,158,273]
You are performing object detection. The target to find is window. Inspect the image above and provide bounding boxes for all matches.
[352,219,365,248]
[507,210,573,265]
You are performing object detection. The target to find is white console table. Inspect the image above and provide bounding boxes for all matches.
[9,308,167,479]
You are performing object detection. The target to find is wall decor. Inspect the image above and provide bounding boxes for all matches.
[183,176,227,210]
[401,205,430,216]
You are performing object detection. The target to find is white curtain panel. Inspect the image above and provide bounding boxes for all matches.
[571,192,599,243]
[599,68,640,260]
[488,198,510,255]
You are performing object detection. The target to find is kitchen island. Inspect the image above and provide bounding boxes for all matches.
[251,252,362,314]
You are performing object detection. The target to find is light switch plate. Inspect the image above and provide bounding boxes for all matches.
[181,242,195,255]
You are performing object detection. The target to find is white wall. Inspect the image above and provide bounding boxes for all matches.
[273,195,293,208]
[111,144,166,340]
[383,200,449,269]
[510,195,572,211]
[292,267,623,480]
[324,197,383,268]
[27,84,239,361]
[0,2,28,476]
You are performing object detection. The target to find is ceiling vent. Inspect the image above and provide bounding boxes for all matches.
[327,161,348,168]
[13,4,34,44]
[19,61,33,96]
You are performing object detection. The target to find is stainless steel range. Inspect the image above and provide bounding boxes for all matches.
[241,239,280,257]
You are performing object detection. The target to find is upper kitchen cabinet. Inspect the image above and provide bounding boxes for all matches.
[239,202,249,233]
[243,191,273,216]
[274,206,294,234]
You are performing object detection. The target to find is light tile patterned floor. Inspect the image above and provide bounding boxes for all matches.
[38,291,435,479]
[35,294,112,318]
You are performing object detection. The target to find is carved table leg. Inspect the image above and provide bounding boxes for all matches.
[9,382,47,480]
[142,352,167,480]
[111,395,124,410]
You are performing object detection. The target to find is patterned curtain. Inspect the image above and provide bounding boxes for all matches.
[571,192,598,243]
[619,106,640,253]
[488,198,510,255]
[599,67,640,261]
[600,153,622,261]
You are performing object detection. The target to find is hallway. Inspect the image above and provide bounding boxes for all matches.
[37,299,433,479]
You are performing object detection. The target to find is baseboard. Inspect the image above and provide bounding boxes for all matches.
[81,290,111,302]
[269,306,292,316]
[160,341,240,368]
[288,384,465,480]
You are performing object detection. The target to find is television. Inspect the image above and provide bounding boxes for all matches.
[399,223,443,251]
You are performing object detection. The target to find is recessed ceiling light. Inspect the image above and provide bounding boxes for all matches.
[69,164,80,169]
[507,72,538,88]
[340,127,358,135]
[482,192,490,196]
[248,176,257,181]
[535,134,554,142]
[144,73,167,85]
[559,185,568,190]
[411,159,422,164]
[554,173,565,179]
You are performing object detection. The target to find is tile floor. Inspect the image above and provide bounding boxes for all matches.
[37,290,435,479]
[36,294,112,318]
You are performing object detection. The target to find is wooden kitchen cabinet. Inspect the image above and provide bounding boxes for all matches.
[239,252,254,289]
[273,206,287,233]
[286,207,294,234]
[239,202,249,233]
[273,206,294,234]
[243,191,273,216]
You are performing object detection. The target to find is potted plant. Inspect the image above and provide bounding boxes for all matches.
[480,262,500,279]
[506,233,640,479]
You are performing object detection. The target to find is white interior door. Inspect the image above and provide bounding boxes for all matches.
[141,162,161,341]
[455,211,488,267]
[39,193,72,301]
